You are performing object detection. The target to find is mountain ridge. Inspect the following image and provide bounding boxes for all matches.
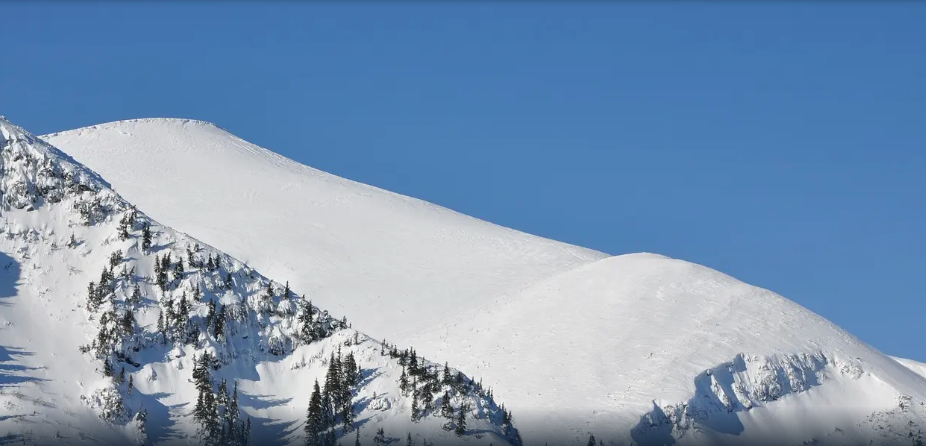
[42,118,607,345]
[37,116,926,446]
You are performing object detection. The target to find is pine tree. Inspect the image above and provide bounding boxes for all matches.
[87,281,101,312]
[440,391,453,420]
[299,298,315,344]
[218,378,230,411]
[284,281,291,300]
[130,283,142,305]
[156,310,165,337]
[118,366,126,385]
[193,353,220,443]
[587,434,596,446]
[121,310,135,336]
[306,379,324,446]
[127,375,134,395]
[442,362,452,386]
[226,383,240,442]
[206,299,217,332]
[410,390,420,422]
[408,349,419,376]
[343,352,358,387]
[502,408,511,436]
[340,352,356,432]
[320,384,333,434]
[214,304,226,341]
[157,253,169,291]
[225,272,233,290]
[103,359,113,377]
[261,281,274,313]
[141,223,152,252]
[399,366,409,395]
[119,217,130,240]
[455,403,467,436]
[373,428,386,446]
[355,430,361,446]
[187,246,196,269]
[407,432,413,446]
[174,258,184,282]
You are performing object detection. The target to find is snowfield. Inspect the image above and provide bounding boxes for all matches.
[410,253,926,445]
[43,118,606,346]
[0,115,911,446]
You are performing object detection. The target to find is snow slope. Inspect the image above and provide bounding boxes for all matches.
[411,254,926,446]
[43,119,606,345]
[894,357,926,380]
[1,117,520,446]
[41,118,926,446]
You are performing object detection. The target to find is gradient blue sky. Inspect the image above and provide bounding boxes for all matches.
[2,2,924,359]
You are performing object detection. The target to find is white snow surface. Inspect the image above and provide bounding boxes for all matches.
[34,117,926,445]
[43,119,606,345]
[894,357,926,380]
[410,253,926,445]
[1,117,517,446]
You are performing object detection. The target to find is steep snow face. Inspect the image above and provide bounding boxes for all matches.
[893,357,926,380]
[43,119,606,345]
[1,117,519,446]
[410,254,926,446]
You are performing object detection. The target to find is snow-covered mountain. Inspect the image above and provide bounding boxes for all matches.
[0,117,521,446]
[42,118,606,345]
[29,117,926,446]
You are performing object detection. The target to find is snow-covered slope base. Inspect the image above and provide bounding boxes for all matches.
[0,118,521,446]
[412,255,926,446]
[42,119,606,346]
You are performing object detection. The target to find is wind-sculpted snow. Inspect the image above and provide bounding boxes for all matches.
[0,117,520,446]
[632,353,926,446]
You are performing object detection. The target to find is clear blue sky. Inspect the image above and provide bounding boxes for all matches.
[2,3,924,359]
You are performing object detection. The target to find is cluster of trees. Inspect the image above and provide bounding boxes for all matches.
[83,249,141,361]
[154,252,184,292]
[156,291,201,344]
[102,358,134,395]
[304,348,363,446]
[192,352,251,446]
[298,298,337,346]
[117,208,138,240]
[66,189,528,446]
[380,341,520,443]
